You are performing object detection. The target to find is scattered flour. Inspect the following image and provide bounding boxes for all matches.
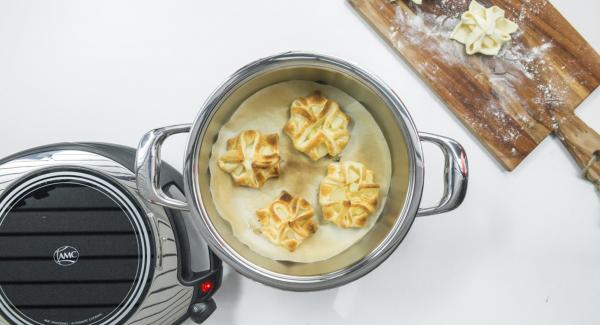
[387,0,569,152]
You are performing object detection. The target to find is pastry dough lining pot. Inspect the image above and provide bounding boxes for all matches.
[135,52,468,291]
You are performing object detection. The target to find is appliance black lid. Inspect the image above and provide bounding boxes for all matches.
[0,169,154,325]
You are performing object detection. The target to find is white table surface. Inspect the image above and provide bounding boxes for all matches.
[0,1,598,324]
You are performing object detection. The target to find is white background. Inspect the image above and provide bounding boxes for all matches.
[0,1,598,324]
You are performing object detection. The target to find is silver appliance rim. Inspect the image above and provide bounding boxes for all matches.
[0,147,200,325]
[183,51,425,291]
[0,170,152,325]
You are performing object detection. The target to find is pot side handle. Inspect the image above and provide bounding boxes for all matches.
[417,132,468,217]
[135,124,191,210]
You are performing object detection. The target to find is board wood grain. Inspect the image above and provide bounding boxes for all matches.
[349,0,600,176]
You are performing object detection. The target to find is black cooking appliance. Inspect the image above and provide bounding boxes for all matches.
[0,143,222,325]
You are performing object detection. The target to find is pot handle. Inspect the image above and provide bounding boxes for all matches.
[135,124,191,210]
[417,132,468,216]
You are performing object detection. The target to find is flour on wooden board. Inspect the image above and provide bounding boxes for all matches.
[387,0,569,154]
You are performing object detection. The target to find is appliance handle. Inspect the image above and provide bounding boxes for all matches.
[417,132,468,216]
[136,124,191,210]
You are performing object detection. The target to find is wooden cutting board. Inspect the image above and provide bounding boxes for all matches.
[349,0,600,188]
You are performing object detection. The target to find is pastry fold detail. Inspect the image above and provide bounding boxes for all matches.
[256,191,318,252]
[450,0,518,56]
[284,91,351,160]
[218,130,280,188]
[319,161,380,228]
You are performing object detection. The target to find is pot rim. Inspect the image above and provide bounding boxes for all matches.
[183,51,425,291]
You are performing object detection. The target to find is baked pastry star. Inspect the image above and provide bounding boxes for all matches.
[218,130,280,188]
[283,91,351,160]
[256,191,318,252]
[319,161,380,228]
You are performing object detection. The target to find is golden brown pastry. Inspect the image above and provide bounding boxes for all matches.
[256,191,318,252]
[217,130,280,188]
[319,161,380,228]
[283,91,350,160]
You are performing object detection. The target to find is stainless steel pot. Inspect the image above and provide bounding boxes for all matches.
[135,52,468,291]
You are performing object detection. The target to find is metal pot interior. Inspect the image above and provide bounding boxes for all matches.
[193,58,416,279]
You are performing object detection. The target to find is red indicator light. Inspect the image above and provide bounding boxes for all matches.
[200,280,213,294]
